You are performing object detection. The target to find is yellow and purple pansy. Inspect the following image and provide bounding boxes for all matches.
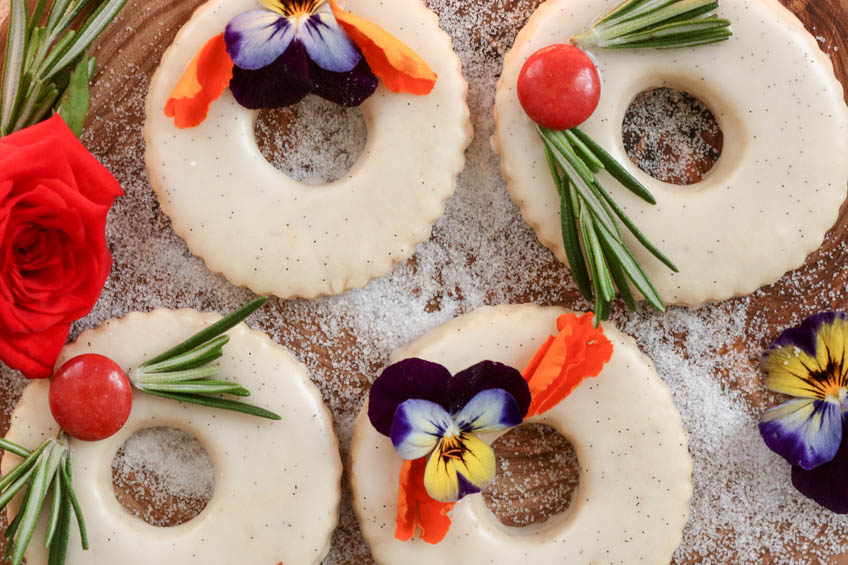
[369,359,531,503]
[165,0,437,128]
[759,311,848,513]
[224,0,377,108]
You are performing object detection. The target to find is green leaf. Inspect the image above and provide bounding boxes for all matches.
[573,0,730,50]
[650,4,720,27]
[33,29,76,79]
[564,129,604,173]
[610,0,682,26]
[25,27,42,70]
[11,444,59,565]
[609,27,732,49]
[541,125,673,317]
[41,0,128,80]
[141,298,268,367]
[595,223,667,312]
[579,209,607,325]
[55,54,91,136]
[543,141,592,301]
[44,467,63,548]
[142,389,281,420]
[10,78,44,131]
[0,442,49,494]
[601,234,638,311]
[4,479,30,549]
[541,128,595,186]
[601,0,711,37]
[539,131,618,236]
[53,0,94,38]
[0,460,39,511]
[141,335,229,373]
[571,128,656,204]
[593,180,678,271]
[47,492,71,565]
[59,455,87,550]
[28,0,49,35]
[21,82,59,128]
[0,439,32,459]
[581,211,615,303]
[136,365,220,385]
[1,0,28,134]
[596,0,644,25]
[141,380,251,396]
[46,0,73,34]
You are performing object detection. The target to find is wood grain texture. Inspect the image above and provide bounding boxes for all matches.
[0,0,846,563]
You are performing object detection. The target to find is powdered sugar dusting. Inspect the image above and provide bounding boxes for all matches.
[254,96,367,183]
[0,0,846,562]
[622,87,723,186]
[111,427,214,526]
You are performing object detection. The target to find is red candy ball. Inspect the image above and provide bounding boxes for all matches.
[517,44,601,130]
[49,354,133,441]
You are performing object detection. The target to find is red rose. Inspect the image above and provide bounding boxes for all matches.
[0,115,122,379]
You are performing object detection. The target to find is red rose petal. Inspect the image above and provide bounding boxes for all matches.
[0,116,122,205]
[0,115,122,379]
[0,322,70,379]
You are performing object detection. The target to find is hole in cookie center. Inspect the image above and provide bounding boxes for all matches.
[254,95,367,184]
[483,423,579,526]
[622,87,723,185]
[112,427,214,527]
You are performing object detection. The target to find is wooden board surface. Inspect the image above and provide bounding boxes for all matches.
[0,0,847,563]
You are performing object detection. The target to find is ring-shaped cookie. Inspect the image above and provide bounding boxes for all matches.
[144,0,472,299]
[493,0,848,306]
[350,304,692,563]
[2,308,342,564]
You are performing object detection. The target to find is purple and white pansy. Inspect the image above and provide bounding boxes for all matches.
[759,311,848,513]
[224,0,377,109]
[369,358,531,503]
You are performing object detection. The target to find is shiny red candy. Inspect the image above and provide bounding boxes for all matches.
[49,354,133,441]
[517,44,601,130]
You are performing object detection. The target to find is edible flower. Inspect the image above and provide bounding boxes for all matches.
[373,312,614,543]
[164,0,438,128]
[369,359,531,504]
[395,457,455,543]
[759,312,848,513]
[225,0,377,109]
[165,34,234,129]
[328,0,437,95]
[522,312,613,417]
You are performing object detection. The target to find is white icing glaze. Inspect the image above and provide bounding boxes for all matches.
[350,304,693,564]
[493,0,848,306]
[144,0,472,299]
[1,309,341,564]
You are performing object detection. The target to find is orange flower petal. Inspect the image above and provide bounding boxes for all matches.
[523,312,613,417]
[395,458,455,544]
[164,33,233,129]
[329,0,437,95]
[521,334,554,385]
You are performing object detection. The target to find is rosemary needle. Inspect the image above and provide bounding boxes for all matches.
[538,126,675,324]
[572,0,732,50]
[130,297,281,420]
[0,433,87,565]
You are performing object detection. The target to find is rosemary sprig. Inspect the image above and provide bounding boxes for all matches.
[0,0,128,137]
[129,297,281,421]
[572,0,732,50]
[539,126,677,324]
[0,433,87,565]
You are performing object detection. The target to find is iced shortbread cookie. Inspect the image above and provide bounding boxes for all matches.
[2,309,341,564]
[350,304,692,564]
[144,0,472,299]
[493,0,848,306]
